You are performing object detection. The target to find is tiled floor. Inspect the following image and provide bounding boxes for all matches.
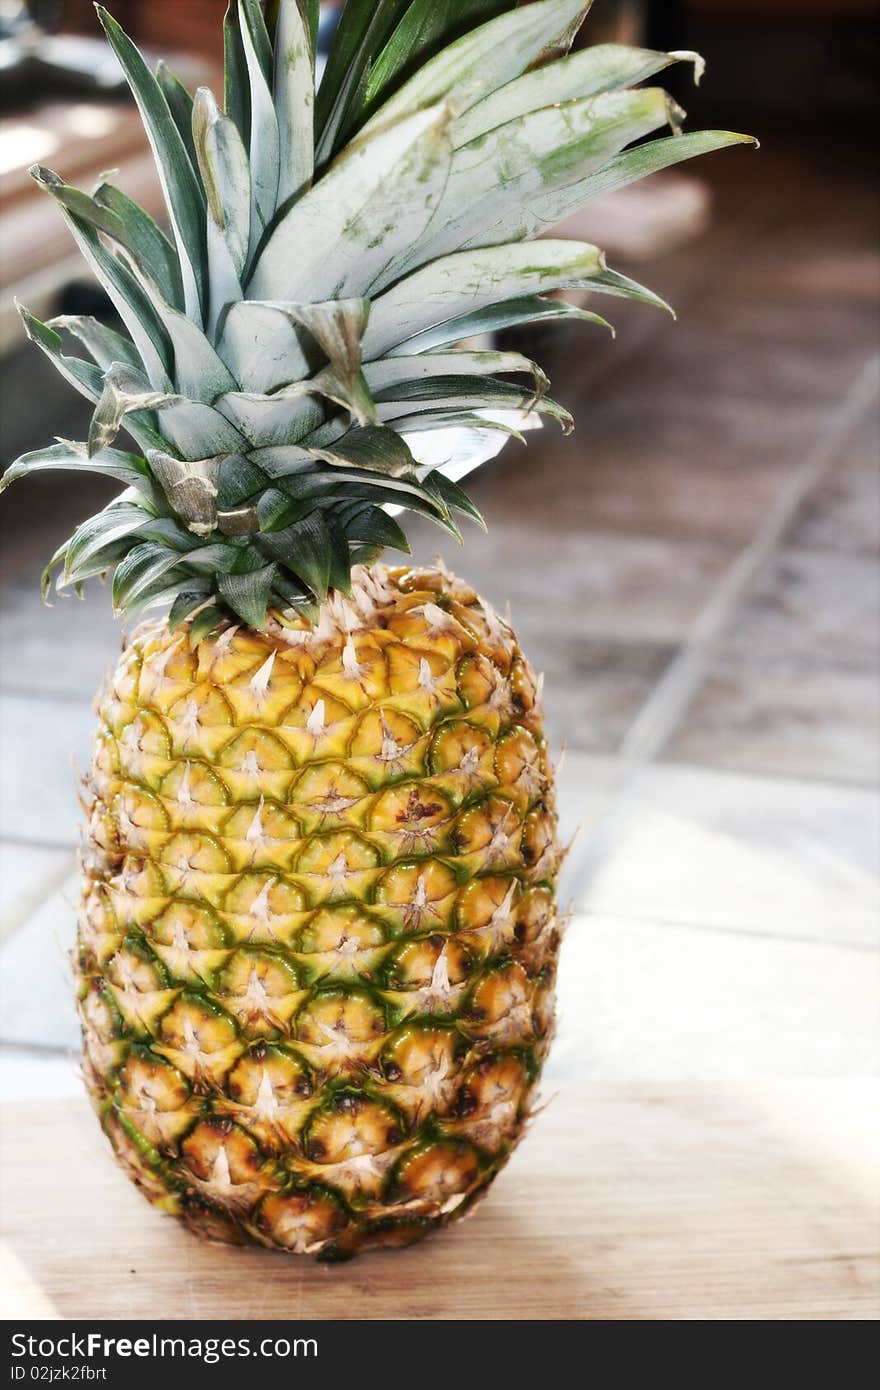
[1,140,878,1094]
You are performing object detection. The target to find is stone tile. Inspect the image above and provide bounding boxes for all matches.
[0,472,115,583]
[0,842,74,942]
[724,547,880,670]
[547,912,880,1082]
[0,579,121,697]
[468,430,798,548]
[526,633,675,755]
[0,876,79,1050]
[0,1049,82,1101]
[578,763,880,947]
[666,295,879,408]
[788,412,880,556]
[553,752,622,900]
[0,692,96,846]
[410,525,735,645]
[0,346,94,474]
[667,656,880,786]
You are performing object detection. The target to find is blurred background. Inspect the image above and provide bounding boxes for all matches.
[0,0,878,1108]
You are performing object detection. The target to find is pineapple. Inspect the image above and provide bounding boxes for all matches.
[3,1,750,1259]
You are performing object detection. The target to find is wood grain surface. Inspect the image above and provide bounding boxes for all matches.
[2,1083,877,1320]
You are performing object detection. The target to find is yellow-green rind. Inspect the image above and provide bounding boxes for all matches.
[76,564,560,1259]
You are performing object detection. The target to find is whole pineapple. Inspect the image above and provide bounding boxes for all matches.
[4,1,749,1258]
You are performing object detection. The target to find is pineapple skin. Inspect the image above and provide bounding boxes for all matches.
[77,563,561,1259]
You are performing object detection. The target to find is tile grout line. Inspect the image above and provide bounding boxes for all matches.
[621,353,880,761]
[562,353,880,902]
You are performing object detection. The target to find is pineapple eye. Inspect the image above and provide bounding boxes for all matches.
[460,1054,529,1112]
[456,875,520,943]
[216,1043,313,1155]
[117,709,171,759]
[221,872,307,948]
[305,1093,405,1165]
[226,1043,312,1107]
[110,649,141,702]
[294,831,381,902]
[136,652,194,716]
[509,656,541,717]
[515,885,555,943]
[91,727,120,776]
[255,1190,347,1255]
[114,785,169,834]
[79,978,124,1043]
[200,629,272,684]
[160,759,229,808]
[79,883,121,967]
[280,689,356,761]
[114,1048,197,1151]
[151,901,227,950]
[224,655,302,726]
[520,805,559,878]
[449,1055,530,1153]
[107,940,167,992]
[385,645,459,715]
[117,1048,191,1112]
[297,905,386,955]
[180,1118,268,1193]
[381,1024,463,1115]
[373,860,458,932]
[429,719,493,776]
[148,901,231,987]
[384,937,470,992]
[222,799,302,869]
[103,939,179,1036]
[467,962,533,1045]
[142,635,197,685]
[348,706,423,765]
[156,994,242,1089]
[384,601,474,662]
[396,571,478,605]
[168,684,234,730]
[311,636,389,706]
[217,727,294,774]
[455,653,496,712]
[162,831,233,876]
[453,796,522,870]
[109,855,168,909]
[290,763,370,831]
[531,967,557,1042]
[294,989,387,1076]
[368,782,452,855]
[392,1140,480,1212]
[214,949,304,1038]
[494,726,544,808]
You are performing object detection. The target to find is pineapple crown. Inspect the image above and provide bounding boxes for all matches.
[3,0,752,638]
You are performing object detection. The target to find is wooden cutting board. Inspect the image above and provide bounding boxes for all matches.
[2,1082,877,1321]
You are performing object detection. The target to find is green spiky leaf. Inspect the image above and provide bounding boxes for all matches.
[218,561,278,626]
[6,0,752,628]
[96,7,207,320]
[359,0,589,135]
[274,0,315,205]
